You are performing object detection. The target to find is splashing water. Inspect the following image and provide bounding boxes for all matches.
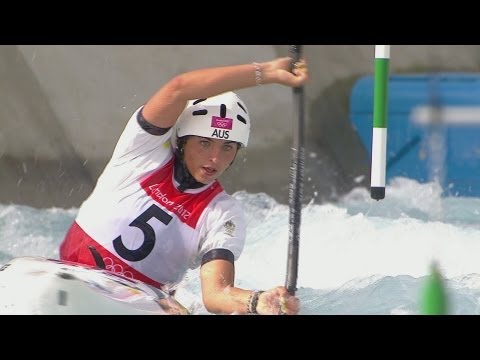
[2,177,480,314]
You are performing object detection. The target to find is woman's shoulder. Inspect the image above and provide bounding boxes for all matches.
[205,191,245,220]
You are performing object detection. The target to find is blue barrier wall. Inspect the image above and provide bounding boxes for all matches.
[350,73,480,197]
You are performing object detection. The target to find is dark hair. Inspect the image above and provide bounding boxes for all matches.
[176,136,190,156]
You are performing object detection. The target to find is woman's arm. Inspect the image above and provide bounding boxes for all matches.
[200,259,299,315]
[142,57,308,129]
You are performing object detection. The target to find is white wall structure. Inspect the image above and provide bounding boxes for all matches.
[1,45,480,208]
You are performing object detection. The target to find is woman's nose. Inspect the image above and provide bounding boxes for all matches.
[208,145,222,162]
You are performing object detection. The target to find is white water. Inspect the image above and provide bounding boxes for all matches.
[2,177,480,314]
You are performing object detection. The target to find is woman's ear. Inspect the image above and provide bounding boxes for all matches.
[177,136,189,157]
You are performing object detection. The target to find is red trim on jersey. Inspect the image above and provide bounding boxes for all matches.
[140,158,224,228]
[60,222,164,289]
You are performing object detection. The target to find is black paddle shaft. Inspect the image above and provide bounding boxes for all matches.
[285,45,305,295]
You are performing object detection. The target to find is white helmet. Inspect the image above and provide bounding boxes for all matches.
[171,91,251,149]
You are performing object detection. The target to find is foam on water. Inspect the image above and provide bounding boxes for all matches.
[2,177,480,314]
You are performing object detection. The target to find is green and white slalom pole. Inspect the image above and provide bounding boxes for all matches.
[370,45,390,201]
[420,262,448,315]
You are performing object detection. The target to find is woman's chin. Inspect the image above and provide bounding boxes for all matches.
[192,174,210,185]
[196,170,218,184]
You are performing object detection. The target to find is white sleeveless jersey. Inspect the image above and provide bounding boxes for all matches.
[75,107,246,288]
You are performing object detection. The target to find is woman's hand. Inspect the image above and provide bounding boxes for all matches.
[261,57,309,88]
[256,286,300,315]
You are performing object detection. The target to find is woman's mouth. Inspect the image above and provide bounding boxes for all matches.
[202,166,217,177]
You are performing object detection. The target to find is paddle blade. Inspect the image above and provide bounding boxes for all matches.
[420,262,448,315]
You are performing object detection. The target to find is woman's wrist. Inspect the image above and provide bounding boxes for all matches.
[252,61,273,86]
[247,290,264,314]
[252,62,263,86]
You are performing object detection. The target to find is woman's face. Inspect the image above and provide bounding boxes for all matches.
[183,136,239,184]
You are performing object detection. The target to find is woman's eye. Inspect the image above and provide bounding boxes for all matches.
[200,141,210,146]
[223,145,233,151]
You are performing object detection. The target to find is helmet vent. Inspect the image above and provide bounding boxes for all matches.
[193,110,208,116]
[220,104,227,118]
[237,102,248,113]
[193,98,207,105]
[237,115,247,124]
